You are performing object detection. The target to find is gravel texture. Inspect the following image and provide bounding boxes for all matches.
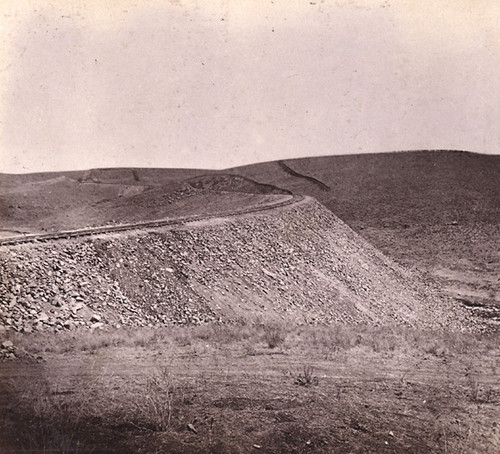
[0,197,474,334]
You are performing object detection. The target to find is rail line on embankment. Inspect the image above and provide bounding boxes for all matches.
[0,194,305,246]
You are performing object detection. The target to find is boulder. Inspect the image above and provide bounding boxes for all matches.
[37,312,49,323]
[1,340,13,349]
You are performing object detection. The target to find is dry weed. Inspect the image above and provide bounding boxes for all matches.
[132,366,176,431]
[295,365,319,387]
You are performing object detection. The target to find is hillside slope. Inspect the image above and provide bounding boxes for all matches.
[234,151,499,227]
[0,197,472,333]
[230,151,500,323]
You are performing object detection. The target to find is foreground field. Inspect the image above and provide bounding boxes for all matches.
[1,323,499,453]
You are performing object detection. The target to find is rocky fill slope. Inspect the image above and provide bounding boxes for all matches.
[0,197,473,334]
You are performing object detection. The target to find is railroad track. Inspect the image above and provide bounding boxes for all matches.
[0,195,304,246]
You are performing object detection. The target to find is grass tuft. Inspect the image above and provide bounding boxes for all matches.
[294,365,319,387]
[262,324,286,349]
[132,366,176,432]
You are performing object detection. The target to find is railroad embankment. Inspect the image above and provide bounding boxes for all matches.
[0,197,473,334]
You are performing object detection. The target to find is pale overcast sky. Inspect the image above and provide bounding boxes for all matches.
[1,0,499,173]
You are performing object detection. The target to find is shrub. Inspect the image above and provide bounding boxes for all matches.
[133,366,175,431]
[262,324,286,349]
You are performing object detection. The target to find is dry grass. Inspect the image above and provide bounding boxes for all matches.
[7,366,98,453]
[132,366,176,432]
[2,323,499,453]
[8,321,499,359]
[294,365,319,387]
[261,323,286,349]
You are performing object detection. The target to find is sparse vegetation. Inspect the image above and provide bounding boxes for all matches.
[2,323,498,453]
[262,323,286,349]
[1,151,498,453]
[8,367,96,453]
[294,365,319,387]
[132,366,175,431]
[9,321,499,357]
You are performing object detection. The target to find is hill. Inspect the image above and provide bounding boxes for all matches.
[231,151,500,324]
[0,172,284,235]
[1,150,498,324]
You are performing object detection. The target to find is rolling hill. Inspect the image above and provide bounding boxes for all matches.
[1,150,498,326]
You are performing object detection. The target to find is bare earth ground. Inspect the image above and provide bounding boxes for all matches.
[359,224,500,326]
[1,324,499,454]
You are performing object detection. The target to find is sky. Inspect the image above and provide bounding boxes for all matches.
[1,0,499,173]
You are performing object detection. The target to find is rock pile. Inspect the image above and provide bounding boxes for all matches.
[0,340,16,360]
[0,197,474,334]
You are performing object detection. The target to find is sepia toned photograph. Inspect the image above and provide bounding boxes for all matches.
[1,1,499,452]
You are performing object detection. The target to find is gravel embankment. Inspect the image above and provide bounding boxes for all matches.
[0,197,474,335]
